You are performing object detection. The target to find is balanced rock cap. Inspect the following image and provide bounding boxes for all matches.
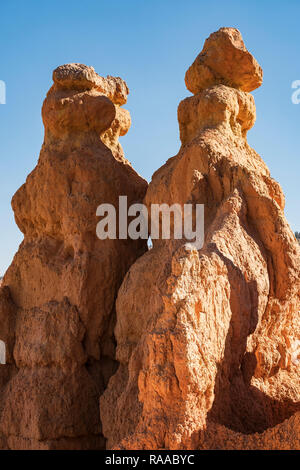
[53,63,129,105]
[185,27,263,94]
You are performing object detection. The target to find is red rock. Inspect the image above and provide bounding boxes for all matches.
[185,27,263,94]
[0,64,147,449]
[1,31,299,451]
[101,28,300,450]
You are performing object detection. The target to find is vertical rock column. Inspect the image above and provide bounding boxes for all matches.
[0,64,147,449]
[101,28,300,450]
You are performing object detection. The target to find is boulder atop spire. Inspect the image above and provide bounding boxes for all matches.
[53,63,129,105]
[185,27,263,94]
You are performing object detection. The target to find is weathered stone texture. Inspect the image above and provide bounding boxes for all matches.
[101,28,300,450]
[0,64,147,449]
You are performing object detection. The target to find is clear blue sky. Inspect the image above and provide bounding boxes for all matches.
[0,0,299,274]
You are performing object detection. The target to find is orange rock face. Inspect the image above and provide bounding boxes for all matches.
[0,29,299,451]
[100,28,300,449]
[185,27,263,94]
[0,64,147,449]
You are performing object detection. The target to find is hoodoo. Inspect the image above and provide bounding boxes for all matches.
[101,28,300,450]
[0,28,299,451]
[0,63,147,450]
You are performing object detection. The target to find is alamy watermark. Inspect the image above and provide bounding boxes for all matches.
[96,196,204,250]
[0,80,6,104]
[291,80,300,104]
[0,340,6,365]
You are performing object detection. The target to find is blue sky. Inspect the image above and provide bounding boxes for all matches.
[0,0,299,274]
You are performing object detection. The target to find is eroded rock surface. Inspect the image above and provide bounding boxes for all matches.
[0,64,147,449]
[101,28,300,450]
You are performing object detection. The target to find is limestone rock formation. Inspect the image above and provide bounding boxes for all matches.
[0,64,147,449]
[101,28,300,449]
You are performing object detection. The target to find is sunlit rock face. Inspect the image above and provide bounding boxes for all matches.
[0,29,299,451]
[101,28,300,450]
[0,63,147,450]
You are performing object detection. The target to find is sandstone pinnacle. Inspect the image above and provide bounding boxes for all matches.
[101,28,300,450]
[0,29,299,451]
[0,64,147,450]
